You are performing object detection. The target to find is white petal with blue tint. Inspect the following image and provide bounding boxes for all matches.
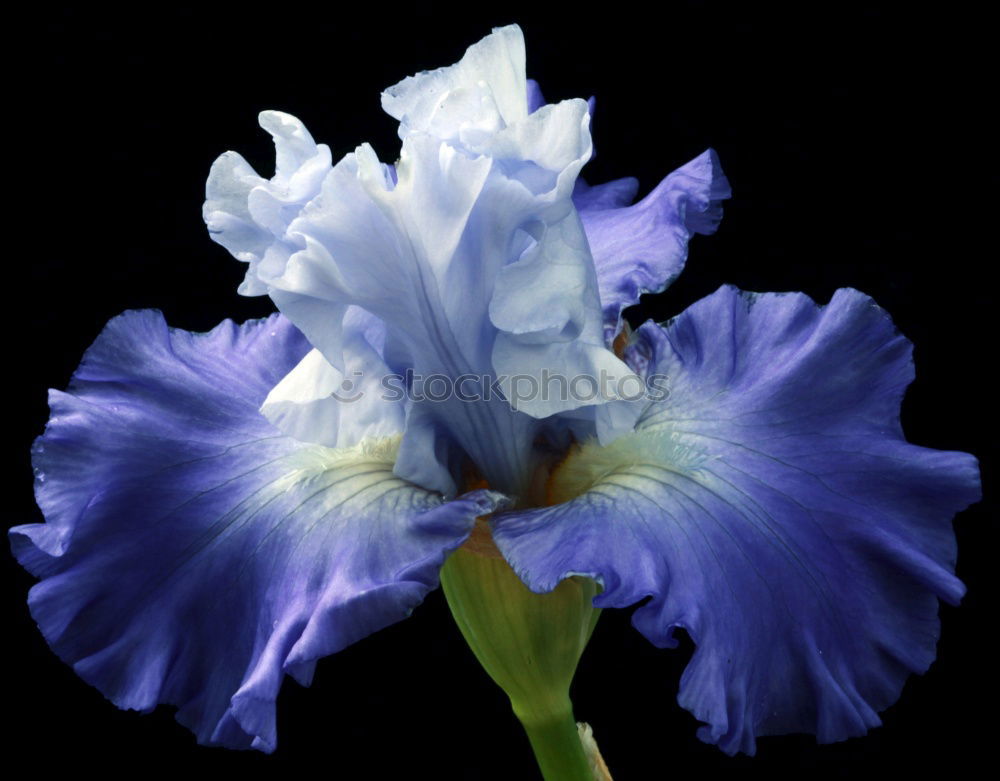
[261,307,403,448]
[381,25,528,142]
[203,25,639,493]
[204,111,332,296]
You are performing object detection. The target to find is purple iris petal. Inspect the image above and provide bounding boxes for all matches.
[492,285,980,755]
[10,310,501,752]
[526,78,545,114]
[577,150,731,336]
[572,176,640,212]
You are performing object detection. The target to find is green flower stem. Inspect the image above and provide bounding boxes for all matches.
[514,701,594,781]
[441,538,602,781]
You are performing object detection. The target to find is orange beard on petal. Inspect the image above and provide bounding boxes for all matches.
[458,427,580,559]
[459,465,504,559]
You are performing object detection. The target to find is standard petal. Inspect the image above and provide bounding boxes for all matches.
[381,24,528,141]
[264,127,630,491]
[261,307,404,448]
[10,310,503,752]
[492,286,980,755]
[206,27,638,494]
[580,149,731,336]
[204,110,333,297]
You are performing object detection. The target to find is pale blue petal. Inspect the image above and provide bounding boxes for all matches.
[382,24,528,141]
[260,306,404,448]
[204,111,332,297]
[257,125,629,490]
[205,27,636,493]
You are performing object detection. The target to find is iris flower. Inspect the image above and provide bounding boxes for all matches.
[11,24,980,778]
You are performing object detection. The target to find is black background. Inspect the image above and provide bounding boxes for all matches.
[4,3,994,777]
